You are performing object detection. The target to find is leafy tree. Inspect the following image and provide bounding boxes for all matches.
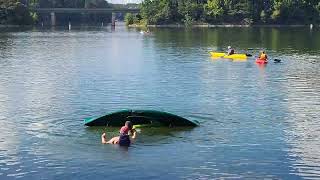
[260,10,267,23]
[140,0,174,24]
[125,13,139,25]
[183,13,193,27]
[205,0,224,18]
[178,0,203,21]
[140,0,320,25]
[0,0,33,24]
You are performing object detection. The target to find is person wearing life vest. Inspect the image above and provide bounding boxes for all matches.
[227,46,235,55]
[259,51,268,61]
[101,121,137,146]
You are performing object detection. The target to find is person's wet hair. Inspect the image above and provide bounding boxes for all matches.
[125,121,133,130]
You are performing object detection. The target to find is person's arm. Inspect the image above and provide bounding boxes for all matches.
[107,137,119,144]
[101,133,107,144]
[131,129,137,139]
[102,133,120,144]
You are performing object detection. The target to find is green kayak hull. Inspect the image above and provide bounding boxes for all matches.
[84,110,199,127]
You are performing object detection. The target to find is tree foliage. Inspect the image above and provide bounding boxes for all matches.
[0,0,33,24]
[140,0,320,25]
[125,13,140,25]
[205,0,224,19]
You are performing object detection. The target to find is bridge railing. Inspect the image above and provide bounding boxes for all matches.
[31,8,140,14]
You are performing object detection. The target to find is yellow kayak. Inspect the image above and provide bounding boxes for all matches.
[210,52,247,59]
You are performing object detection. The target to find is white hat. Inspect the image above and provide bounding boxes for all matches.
[228,46,231,49]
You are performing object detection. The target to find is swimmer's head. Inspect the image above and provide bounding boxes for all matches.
[125,121,133,130]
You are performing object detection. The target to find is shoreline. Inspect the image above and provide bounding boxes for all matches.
[0,25,29,28]
[1,24,316,29]
[129,24,317,28]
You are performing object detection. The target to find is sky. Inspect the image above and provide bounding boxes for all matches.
[107,0,141,4]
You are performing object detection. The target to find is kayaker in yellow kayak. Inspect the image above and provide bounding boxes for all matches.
[227,46,235,55]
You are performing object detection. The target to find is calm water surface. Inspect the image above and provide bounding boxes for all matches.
[0,25,319,179]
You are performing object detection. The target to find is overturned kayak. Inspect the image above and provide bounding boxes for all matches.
[256,58,268,64]
[210,52,247,59]
[84,110,199,127]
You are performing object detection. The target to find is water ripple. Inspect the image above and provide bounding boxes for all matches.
[0,26,319,179]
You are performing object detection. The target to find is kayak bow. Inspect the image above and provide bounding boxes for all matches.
[256,58,268,64]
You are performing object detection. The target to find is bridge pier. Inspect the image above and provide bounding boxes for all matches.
[50,12,56,26]
[111,12,116,26]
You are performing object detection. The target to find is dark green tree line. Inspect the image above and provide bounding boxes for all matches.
[139,0,320,25]
[0,0,33,24]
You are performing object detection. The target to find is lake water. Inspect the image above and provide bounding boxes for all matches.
[0,25,319,179]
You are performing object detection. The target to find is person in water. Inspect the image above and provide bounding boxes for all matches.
[227,46,235,55]
[101,121,137,146]
[259,51,268,61]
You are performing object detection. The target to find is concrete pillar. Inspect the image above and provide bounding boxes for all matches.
[81,12,86,24]
[50,12,56,26]
[111,12,116,26]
